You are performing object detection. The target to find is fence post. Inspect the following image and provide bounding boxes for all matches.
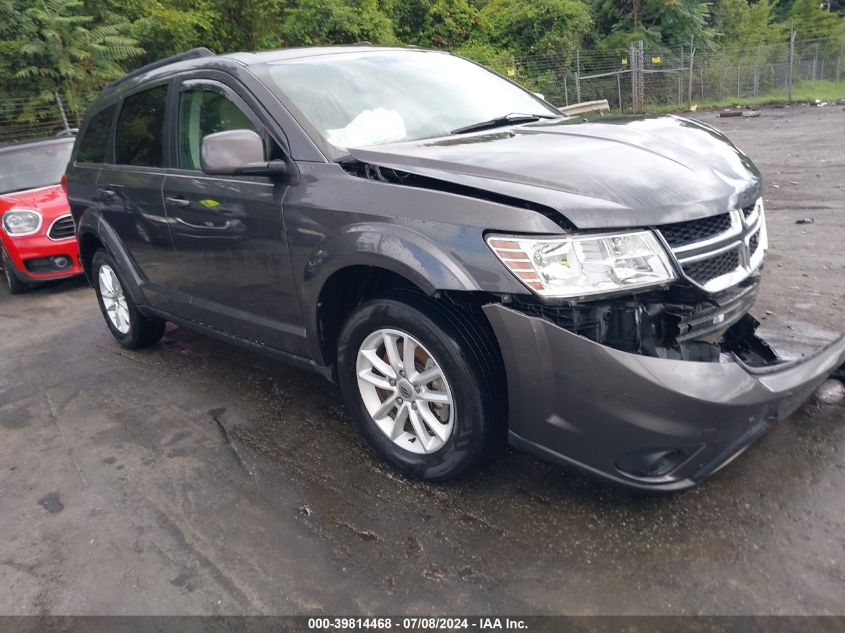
[616,72,622,111]
[677,47,682,105]
[54,92,70,131]
[637,40,644,110]
[787,21,795,102]
[753,64,759,98]
[687,35,695,105]
[575,48,581,103]
[629,44,637,110]
[563,75,569,106]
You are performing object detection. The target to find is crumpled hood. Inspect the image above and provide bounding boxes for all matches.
[348,115,762,229]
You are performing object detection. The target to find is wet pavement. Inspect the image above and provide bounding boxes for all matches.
[0,105,843,616]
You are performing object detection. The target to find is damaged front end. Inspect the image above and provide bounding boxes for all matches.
[343,156,843,489]
[483,275,845,490]
[478,202,844,490]
[506,275,778,366]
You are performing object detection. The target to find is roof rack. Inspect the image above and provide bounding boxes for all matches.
[106,47,215,89]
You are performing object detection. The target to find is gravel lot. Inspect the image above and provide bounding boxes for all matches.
[0,105,843,616]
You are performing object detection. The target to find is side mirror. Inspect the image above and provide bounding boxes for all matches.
[201,129,287,178]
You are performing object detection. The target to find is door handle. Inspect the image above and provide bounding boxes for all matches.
[165,196,191,208]
[98,187,116,200]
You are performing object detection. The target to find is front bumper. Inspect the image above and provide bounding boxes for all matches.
[483,304,845,491]
[2,234,83,284]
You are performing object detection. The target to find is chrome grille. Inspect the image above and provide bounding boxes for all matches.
[658,213,732,248]
[749,228,760,257]
[48,215,75,240]
[741,203,757,219]
[658,199,767,293]
[683,248,741,285]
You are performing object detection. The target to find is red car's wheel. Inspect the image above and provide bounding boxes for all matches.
[1,247,30,295]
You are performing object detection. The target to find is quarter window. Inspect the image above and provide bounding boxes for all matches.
[115,85,168,167]
[178,88,258,171]
[77,104,116,164]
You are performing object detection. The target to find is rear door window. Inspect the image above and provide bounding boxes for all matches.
[115,85,168,167]
[77,105,116,164]
[178,87,258,171]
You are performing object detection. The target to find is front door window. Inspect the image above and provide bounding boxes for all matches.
[178,88,258,171]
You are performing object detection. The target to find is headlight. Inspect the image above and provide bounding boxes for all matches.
[2,209,42,236]
[487,230,676,298]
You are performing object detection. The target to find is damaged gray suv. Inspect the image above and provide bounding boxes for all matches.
[66,46,845,490]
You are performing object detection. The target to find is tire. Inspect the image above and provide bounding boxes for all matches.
[337,293,502,481]
[2,247,30,295]
[92,249,165,349]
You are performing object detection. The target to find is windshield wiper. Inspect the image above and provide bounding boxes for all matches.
[451,112,558,135]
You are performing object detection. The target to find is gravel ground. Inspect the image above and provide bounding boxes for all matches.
[0,104,843,616]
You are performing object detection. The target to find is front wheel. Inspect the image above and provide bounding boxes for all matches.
[337,296,501,481]
[2,247,30,295]
[92,249,165,349]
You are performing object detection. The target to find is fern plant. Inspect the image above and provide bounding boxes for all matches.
[14,0,142,123]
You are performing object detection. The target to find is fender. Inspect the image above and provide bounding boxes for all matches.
[300,222,481,363]
[77,207,148,306]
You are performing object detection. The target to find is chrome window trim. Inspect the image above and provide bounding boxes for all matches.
[46,214,76,242]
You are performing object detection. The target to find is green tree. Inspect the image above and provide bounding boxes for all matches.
[13,0,142,121]
[643,0,715,48]
[480,0,593,58]
[790,0,845,39]
[594,0,720,51]
[92,0,214,62]
[390,0,480,48]
[593,24,664,50]
[213,0,289,51]
[712,0,784,47]
[282,0,397,46]
[456,39,514,73]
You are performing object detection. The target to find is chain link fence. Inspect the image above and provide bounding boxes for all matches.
[0,92,77,145]
[516,36,845,111]
[2,35,844,142]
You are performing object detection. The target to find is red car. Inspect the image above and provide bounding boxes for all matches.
[0,136,83,294]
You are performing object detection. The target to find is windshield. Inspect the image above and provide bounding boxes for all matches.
[260,50,560,154]
[0,140,73,195]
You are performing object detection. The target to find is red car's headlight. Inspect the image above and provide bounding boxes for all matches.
[2,208,42,236]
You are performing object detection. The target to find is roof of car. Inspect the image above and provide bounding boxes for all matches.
[98,45,441,96]
[223,45,437,65]
[0,136,75,154]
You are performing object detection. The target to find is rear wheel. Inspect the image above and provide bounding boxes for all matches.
[92,249,165,349]
[1,247,30,295]
[337,295,501,481]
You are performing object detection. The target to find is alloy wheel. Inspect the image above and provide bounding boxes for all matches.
[98,264,131,334]
[356,328,455,454]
